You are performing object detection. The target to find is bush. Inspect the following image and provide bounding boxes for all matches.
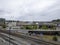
[41,25,48,29]
[2,24,6,28]
[53,36,58,41]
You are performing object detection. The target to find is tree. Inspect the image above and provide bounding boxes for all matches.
[53,36,58,41]
[2,24,6,28]
[41,25,48,29]
[0,18,6,28]
[33,25,37,29]
[52,19,60,22]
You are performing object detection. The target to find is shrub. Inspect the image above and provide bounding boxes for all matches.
[53,36,58,41]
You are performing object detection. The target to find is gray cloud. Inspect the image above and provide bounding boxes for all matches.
[0,0,60,21]
[18,0,60,21]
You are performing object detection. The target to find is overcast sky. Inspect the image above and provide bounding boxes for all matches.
[0,0,60,21]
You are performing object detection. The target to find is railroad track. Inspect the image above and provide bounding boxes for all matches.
[0,30,60,45]
[0,34,18,45]
[14,34,60,45]
[0,33,33,45]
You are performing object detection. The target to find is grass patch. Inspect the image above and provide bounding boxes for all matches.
[38,35,60,41]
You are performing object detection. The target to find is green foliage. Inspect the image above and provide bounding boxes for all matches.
[24,25,33,29]
[0,18,6,28]
[52,19,60,22]
[21,25,56,30]
[53,36,58,41]
[23,25,37,29]
[40,25,56,29]
[33,25,37,29]
[41,25,48,29]
[2,24,6,28]
[48,25,56,29]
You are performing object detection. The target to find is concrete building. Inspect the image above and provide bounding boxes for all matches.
[5,20,60,30]
[6,20,20,30]
[16,21,33,29]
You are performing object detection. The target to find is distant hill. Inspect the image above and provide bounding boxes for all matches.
[52,19,60,22]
